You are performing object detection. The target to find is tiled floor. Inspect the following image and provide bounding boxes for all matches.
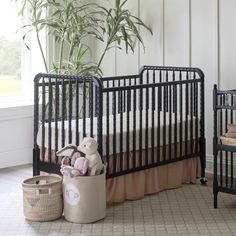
[0,165,236,236]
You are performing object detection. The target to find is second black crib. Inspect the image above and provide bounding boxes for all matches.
[213,85,236,208]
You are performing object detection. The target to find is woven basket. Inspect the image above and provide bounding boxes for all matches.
[22,174,63,221]
[220,135,236,146]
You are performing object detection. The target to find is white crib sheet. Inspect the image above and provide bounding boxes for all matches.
[37,110,200,155]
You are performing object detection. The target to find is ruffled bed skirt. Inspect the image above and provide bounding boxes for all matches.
[106,157,200,203]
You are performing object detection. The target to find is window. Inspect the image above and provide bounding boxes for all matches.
[0,1,22,95]
[0,1,46,107]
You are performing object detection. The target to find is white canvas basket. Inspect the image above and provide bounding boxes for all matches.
[63,167,106,223]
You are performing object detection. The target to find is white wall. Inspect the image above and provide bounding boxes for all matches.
[0,105,33,168]
[2,1,236,171]
[97,0,236,172]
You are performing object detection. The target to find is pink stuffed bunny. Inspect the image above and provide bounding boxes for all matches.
[225,124,236,138]
[71,157,88,176]
[60,154,89,177]
[71,152,81,166]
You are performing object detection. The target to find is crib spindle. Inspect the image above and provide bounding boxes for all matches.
[120,89,123,172]
[90,80,94,137]
[133,87,137,169]
[33,77,39,176]
[220,95,223,186]
[41,77,46,162]
[163,86,167,161]
[106,81,110,173]
[68,78,72,144]
[230,94,233,188]
[166,71,169,112]
[55,78,59,158]
[126,88,130,171]
[193,72,197,116]
[179,72,183,158]
[151,86,155,164]
[169,84,172,160]
[225,107,228,187]
[48,77,52,163]
[61,78,66,148]
[185,81,189,156]
[194,77,199,154]
[83,79,86,137]
[75,79,79,146]
[128,78,132,112]
[145,71,149,165]
[139,86,143,167]
[157,86,161,162]
[174,82,178,159]
[112,89,117,174]
[190,81,194,155]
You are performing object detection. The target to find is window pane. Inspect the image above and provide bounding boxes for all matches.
[0,1,22,94]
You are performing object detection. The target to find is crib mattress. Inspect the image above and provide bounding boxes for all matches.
[37,110,199,155]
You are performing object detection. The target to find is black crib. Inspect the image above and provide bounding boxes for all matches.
[33,66,206,181]
[213,85,236,208]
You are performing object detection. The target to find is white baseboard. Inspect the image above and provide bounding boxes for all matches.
[0,147,32,168]
[206,154,236,176]
[206,155,214,174]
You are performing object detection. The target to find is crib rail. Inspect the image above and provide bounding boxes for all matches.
[33,73,103,175]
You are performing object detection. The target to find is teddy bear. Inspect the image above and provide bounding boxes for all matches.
[77,137,104,176]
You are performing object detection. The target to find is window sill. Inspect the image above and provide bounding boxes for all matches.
[0,102,34,121]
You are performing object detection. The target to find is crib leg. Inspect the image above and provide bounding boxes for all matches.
[213,181,218,208]
[200,138,207,185]
[33,148,40,176]
[200,161,207,184]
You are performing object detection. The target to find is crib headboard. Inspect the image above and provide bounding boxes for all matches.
[33,73,103,174]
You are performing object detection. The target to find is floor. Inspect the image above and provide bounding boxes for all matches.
[0,165,236,236]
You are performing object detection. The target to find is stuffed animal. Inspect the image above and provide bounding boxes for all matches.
[73,156,88,176]
[57,145,88,177]
[71,152,81,166]
[77,137,104,176]
[56,144,78,159]
[60,156,88,177]
[225,124,236,138]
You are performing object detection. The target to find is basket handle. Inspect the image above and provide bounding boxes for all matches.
[36,188,52,196]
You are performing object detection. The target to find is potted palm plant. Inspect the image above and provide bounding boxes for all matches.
[17,0,152,76]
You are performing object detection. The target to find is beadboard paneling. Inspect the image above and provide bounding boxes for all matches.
[116,1,139,76]
[164,0,190,66]
[139,0,164,66]
[219,0,236,90]
[191,0,218,157]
